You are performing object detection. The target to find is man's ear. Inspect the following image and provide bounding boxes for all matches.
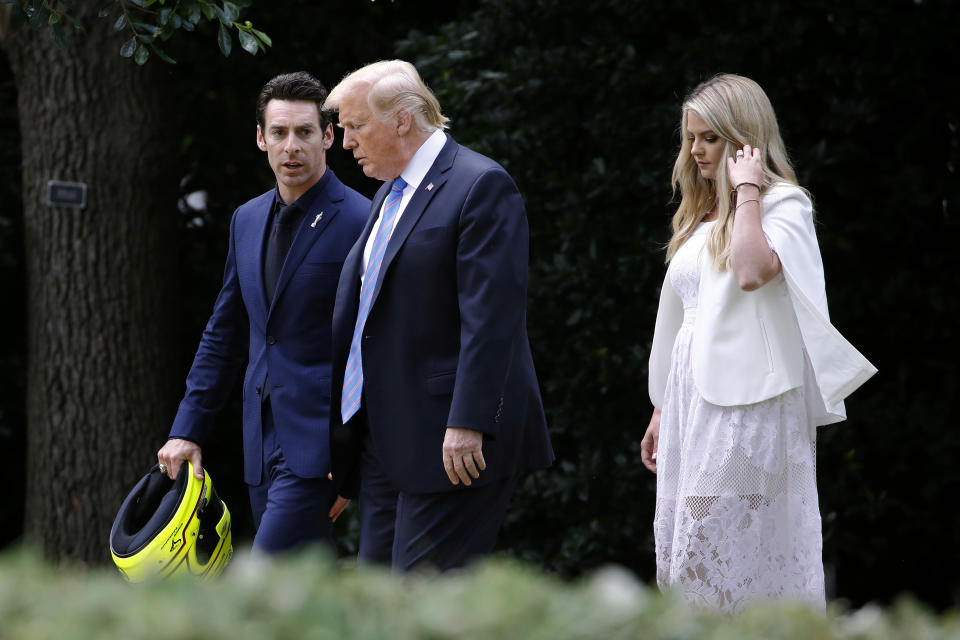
[322,123,334,150]
[256,125,267,151]
[396,110,412,137]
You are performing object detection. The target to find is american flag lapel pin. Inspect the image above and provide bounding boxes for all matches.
[311,212,323,228]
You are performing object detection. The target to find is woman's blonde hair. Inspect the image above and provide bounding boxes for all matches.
[667,74,802,269]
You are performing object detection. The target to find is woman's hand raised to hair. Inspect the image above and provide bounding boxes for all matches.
[727,144,764,190]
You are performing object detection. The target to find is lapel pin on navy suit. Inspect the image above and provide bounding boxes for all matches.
[311,212,323,228]
[426,183,434,191]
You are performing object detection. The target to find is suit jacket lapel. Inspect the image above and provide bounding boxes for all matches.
[370,135,458,306]
[253,196,274,317]
[269,173,343,315]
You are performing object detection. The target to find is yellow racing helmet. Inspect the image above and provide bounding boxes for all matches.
[109,461,232,582]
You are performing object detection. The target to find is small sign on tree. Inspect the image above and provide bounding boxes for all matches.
[46,180,86,208]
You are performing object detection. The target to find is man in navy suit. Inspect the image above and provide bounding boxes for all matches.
[157,72,370,553]
[324,60,554,571]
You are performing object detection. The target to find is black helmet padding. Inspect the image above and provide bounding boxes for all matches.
[110,464,189,557]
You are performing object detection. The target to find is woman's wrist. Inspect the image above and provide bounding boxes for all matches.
[733,181,762,193]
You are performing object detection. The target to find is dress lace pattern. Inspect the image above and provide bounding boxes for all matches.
[654,222,825,612]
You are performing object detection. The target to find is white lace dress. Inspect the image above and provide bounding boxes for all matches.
[654,221,826,612]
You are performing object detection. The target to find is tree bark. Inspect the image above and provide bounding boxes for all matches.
[2,5,179,563]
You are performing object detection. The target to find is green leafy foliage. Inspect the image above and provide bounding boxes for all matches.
[6,0,271,64]
[236,23,259,55]
[133,41,148,64]
[0,548,956,639]
[217,20,231,56]
[118,35,136,57]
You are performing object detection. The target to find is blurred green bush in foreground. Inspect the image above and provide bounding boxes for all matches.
[0,547,956,640]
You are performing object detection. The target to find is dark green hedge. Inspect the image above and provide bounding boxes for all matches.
[1,548,957,640]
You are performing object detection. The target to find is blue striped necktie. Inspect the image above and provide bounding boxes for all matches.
[341,176,407,423]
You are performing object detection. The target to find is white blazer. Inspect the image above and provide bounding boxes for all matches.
[648,184,877,426]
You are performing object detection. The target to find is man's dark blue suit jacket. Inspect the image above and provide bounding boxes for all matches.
[170,170,370,485]
[330,135,554,497]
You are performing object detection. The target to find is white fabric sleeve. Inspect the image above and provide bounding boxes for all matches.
[760,184,830,319]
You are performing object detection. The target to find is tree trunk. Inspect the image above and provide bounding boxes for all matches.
[2,5,179,563]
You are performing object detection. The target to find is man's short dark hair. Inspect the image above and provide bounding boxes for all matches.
[255,72,331,130]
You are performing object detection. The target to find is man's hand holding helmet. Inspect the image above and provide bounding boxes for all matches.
[157,438,204,480]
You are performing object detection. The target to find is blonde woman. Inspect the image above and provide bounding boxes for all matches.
[641,74,876,612]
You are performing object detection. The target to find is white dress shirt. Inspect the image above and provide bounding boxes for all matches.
[360,128,447,281]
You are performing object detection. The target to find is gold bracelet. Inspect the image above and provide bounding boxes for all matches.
[734,181,762,192]
[735,198,760,210]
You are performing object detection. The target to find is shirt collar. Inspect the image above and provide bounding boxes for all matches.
[398,129,447,191]
[273,167,333,211]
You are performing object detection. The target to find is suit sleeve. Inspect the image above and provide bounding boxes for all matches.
[169,209,250,444]
[446,168,528,436]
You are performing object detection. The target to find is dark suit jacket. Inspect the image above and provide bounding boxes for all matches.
[330,135,554,497]
[170,170,370,485]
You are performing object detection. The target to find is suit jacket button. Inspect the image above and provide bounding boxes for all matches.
[256,386,261,395]
[267,336,277,345]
